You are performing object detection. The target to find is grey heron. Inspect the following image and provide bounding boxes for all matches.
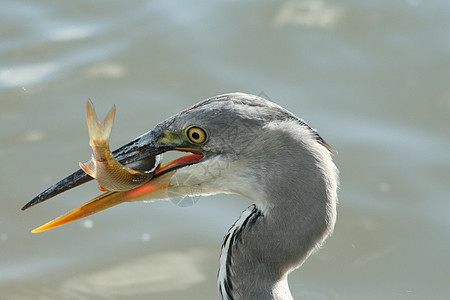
[23,92,339,300]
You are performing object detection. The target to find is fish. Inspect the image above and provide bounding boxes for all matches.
[79,100,157,191]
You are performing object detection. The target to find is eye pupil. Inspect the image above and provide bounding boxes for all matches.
[192,132,200,140]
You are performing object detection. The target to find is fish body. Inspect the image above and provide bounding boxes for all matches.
[79,100,155,191]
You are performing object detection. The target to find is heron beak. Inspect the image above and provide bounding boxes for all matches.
[22,128,171,211]
[25,128,205,233]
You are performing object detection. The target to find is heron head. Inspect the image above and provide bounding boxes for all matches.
[27,93,334,233]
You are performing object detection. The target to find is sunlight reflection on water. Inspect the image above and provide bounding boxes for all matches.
[59,249,206,299]
[0,63,59,87]
[273,0,343,28]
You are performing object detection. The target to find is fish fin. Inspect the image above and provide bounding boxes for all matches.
[79,156,96,177]
[101,104,116,142]
[85,100,116,145]
[86,100,102,145]
[98,185,109,192]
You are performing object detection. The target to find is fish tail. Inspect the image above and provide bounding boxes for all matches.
[85,100,116,145]
[79,155,96,177]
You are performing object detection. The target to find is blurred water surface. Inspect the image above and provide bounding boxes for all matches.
[1,1,449,299]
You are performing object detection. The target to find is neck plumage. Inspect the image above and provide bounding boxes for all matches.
[218,123,338,300]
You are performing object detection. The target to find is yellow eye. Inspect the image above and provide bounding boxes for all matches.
[186,126,208,144]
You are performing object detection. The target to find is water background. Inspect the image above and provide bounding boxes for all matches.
[1,1,449,299]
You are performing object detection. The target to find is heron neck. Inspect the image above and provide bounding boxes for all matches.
[218,128,338,300]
